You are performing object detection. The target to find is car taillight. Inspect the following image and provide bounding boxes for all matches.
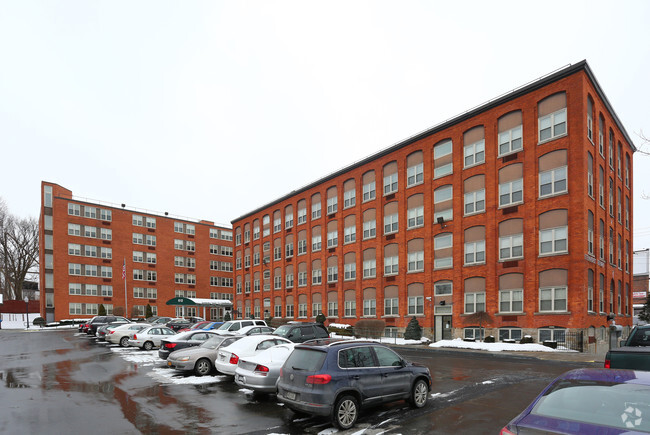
[605,359,610,369]
[499,427,516,435]
[109,331,115,335]
[280,368,283,377]
[165,343,177,349]
[306,374,332,384]
[254,364,269,374]
[229,354,239,365]
[132,334,137,340]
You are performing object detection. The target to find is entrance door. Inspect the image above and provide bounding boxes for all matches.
[442,316,452,340]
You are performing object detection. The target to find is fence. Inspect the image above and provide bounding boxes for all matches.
[555,331,584,352]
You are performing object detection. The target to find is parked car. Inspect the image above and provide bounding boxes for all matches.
[234,343,295,393]
[167,335,243,376]
[605,324,650,370]
[213,320,268,335]
[106,323,152,347]
[272,323,329,343]
[86,316,130,336]
[235,325,275,336]
[501,368,650,434]
[215,335,292,376]
[147,316,173,325]
[79,317,97,333]
[96,320,130,341]
[277,339,432,430]
[158,330,220,359]
[166,318,192,332]
[177,321,214,333]
[127,326,176,350]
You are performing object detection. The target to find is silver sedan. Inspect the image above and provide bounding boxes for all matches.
[127,326,176,350]
[167,335,242,376]
[234,343,296,393]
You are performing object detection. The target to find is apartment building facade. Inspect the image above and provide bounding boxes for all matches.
[39,182,234,323]
[231,61,635,343]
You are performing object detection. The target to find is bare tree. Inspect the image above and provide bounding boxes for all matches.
[465,311,492,342]
[0,198,39,301]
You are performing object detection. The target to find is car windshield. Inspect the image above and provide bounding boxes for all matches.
[283,348,326,371]
[532,379,650,432]
[217,322,234,331]
[200,336,228,349]
[273,325,292,337]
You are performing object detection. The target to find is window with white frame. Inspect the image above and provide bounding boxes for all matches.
[499,125,523,156]
[433,140,453,178]
[312,302,322,317]
[312,268,322,285]
[464,241,485,265]
[84,226,97,238]
[407,162,423,187]
[464,292,485,314]
[145,234,156,246]
[363,181,376,202]
[327,266,338,283]
[100,266,112,278]
[285,212,293,229]
[407,206,424,229]
[274,216,282,233]
[68,243,81,256]
[383,173,398,195]
[68,223,81,236]
[434,233,453,269]
[344,300,356,317]
[312,234,321,251]
[464,140,485,167]
[539,286,567,312]
[540,227,568,255]
[499,289,523,313]
[298,303,307,318]
[343,189,356,209]
[68,203,81,216]
[297,207,307,225]
[69,283,82,295]
[274,274,282,290]
[327,301,338,317]
[464,328,485,340]
[464,189,485,215]
[84,207,97,219]
[539,328,565,343]
[384,297,399,316]
[363,258,376,278]
[327,196,338,215]
[384,254,398,275]
[100,247,112,259]
[408,251,424,272]
[85,265,97,277]
[145,217,156,228]
[285,242,294,258]
[298,238,307,255]
[539,166,567,197]
[174,222,184,233]
[298,271,307,287]
[499,179,523,207]
[274,246,281,261]
[499,234,523,260]
[408,296,424,315]
[434,185,453,222]
[100,228,112,240]
[344,225,356,244]
[499,328,522,342]
[363,219,376,239]
[434,280,452,296]
[539,108,567,142]
[344,263,356,280]
[363,299,376,316]
[384,213,398,234]
[327,230,338,248]
[312,200,321,219]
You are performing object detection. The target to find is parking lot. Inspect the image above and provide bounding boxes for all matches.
[0,329,598,434]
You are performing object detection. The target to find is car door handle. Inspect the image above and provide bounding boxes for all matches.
[352,375,360,380]
[382,373,389,377]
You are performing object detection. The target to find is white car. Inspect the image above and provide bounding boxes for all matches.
[106,323,151,347]
[213,320,269,335]
[215,335,291,376]
[234,343,295,393]
[235,325,275,336]
[127,326,176,350]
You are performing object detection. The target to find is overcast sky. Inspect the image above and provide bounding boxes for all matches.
[1,1,650,260]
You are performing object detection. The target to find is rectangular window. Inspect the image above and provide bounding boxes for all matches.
[499,234,523,260]
[327,302,338,317]
[69,283,82,295]
[362,181,376,202]
[408,296,424,315]
[539,286,567,312]
[84,207,97,219]
[464,140,485,167]
[384,255,398,275]
[68,243,81,256]
[312,202,321,219]
[312,269,322,285]
[100,266,112,278]
[327,266,338,283]
[100,247,112,259]
[363,220,376,239]
[344,263,356,280]
[84,226,97,238]
[68,223,81,236]
[434,281,452,295]
[297,208,307,224]
[312,234,322,251]
[174,222,184,233]
[363,299,376,317]
[383,173,398,195]
[434,140,453,178]
[327,197,338,215]
[327,231,338,248]
[298,239,307,255]
[68,203,81,216]
[539,108,566,142]
[499,290,523,313]
[384,298,399,316]
[383,213,398,234]
[408,251,424,272]
[363,259,376,278]
[343,190,356,208]
[499,179,523,207]
[84,265,97,277]
[298,303,307,318]
[133,233,144,245]
[464,292,485,314]
[273,217,282,233]
[407,163,424,186]
[539,166,567,197]
[499,126,523,156]
[344,226,356,244]
[540,227,568,255]
[285,243,294,258]
[298,271,307,287]
[285,213,293,229]
[83,245,98,258]
[464,241,485,265]
[344,300,356,317]
[407,206,424,229]
[464,190,485,215]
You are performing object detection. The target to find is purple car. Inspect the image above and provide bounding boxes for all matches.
[501,368,650,434]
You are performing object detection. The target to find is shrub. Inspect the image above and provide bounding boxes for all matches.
[113,306,125,317]
[223,311,232,322]
[145,304,153,319]
[268,317,290,329]
[484,335,495,343]
[33,317,46,328]
[404,317,423,340]
[354,319,386,339]
[98,304,106,316]
[520,335,534,344]
[315,312,326,325]
[329,325,354,337]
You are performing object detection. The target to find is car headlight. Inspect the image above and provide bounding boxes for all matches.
[179,357,190,362]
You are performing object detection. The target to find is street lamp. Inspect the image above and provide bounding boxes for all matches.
[24,296,29,329]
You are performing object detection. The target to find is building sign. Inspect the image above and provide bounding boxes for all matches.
[633,292,648,299]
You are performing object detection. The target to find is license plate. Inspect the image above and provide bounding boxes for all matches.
[286,391,296,400]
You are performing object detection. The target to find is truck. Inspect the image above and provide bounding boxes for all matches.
[604,324,650,370]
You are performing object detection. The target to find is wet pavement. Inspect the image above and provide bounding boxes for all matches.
[0,330,599,434]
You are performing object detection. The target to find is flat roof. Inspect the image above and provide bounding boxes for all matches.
[232,60,635,223]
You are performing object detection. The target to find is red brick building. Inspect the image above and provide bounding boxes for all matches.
[231,61,635,343]
[39,183,234,322]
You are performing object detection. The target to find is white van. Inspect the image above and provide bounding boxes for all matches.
[213,319,268,335]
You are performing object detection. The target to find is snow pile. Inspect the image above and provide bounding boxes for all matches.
[329,333,430,346]
[429,338,575,352]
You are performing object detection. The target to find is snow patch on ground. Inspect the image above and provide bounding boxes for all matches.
[329,333,429,345]
[429,338,576,352]
[147,367,228,385]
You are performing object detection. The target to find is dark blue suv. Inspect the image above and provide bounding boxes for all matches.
[277,339,432,429]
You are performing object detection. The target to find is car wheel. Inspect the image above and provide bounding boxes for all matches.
[409,379,429,409]
[194,358,212,376]
[143,341,153,351]
[332,394,358,430]
[119,337,129,347]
